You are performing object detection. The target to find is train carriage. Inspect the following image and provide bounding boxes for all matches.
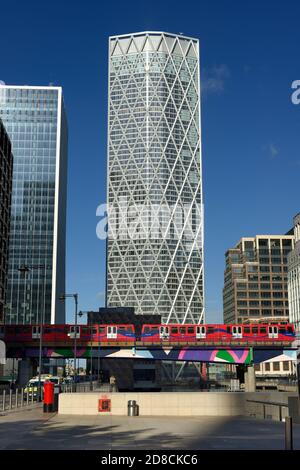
[1,322,295,345]
[140,322,295,345]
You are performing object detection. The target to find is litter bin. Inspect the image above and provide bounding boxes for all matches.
[128,400,138,416]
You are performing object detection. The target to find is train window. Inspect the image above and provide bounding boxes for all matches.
[196,326,206,338]
[207,327,215,334]
[180,327,186,334]
[151,326,158,330]
[288,326,293,333]
[32,326,41,338]
[99,327,105,334]
[244,327,250,334]
[279,328,286,334]
[187,327,194,334]
[260,327,266,334]
[82,327,89,335]
[232,326,242,338]
[144,326,150,333]
[227,326,231,333]
[252,327,258,334]
[92,328,97,335]
[171,327,178,334]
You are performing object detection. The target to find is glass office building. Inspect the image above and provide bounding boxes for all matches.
[0,118,13,323]
[0,85,68,324]
[107,32,204,324]
[223,235,294,324]
[288,213,300,333]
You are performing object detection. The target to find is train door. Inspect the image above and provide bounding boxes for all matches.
[232,326,243,339]
[107,326,117,339]
[159,326,169,340]
[196,326,206,339]
[268,326,278,339]
[32,326,41,339]
[69,326,80,339]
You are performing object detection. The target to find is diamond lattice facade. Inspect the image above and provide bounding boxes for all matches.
[107,32,204,324]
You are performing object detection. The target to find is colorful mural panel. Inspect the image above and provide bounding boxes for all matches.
[5,346,297,364]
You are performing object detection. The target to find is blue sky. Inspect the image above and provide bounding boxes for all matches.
[1,0,300,323]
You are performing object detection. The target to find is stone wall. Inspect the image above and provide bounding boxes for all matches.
[59,391,246,416]
[58,391,300,422]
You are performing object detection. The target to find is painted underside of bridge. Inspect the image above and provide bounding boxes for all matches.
[5,346,297,364]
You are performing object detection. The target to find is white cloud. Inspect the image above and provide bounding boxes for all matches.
[269,143,279,158]
[201,64,230,96]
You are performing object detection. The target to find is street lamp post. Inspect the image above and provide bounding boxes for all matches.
[60,293,78,391]
[78,311,93,390]
[18,264,48,402]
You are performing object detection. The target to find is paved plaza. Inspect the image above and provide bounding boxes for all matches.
[1,406,300,450]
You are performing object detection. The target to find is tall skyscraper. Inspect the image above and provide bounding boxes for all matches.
[0,118,13,323]
[107,32,204,324]
[288,213,300,333]
[0,85,68,324]
[223,235,294,324]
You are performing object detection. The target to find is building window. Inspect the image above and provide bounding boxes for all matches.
[283,362,290,371]
[272,362,280,371]
[265,363,270,371]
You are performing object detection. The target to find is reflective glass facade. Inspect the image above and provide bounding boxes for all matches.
[288,213,300,333]
[0,86,67,324]
[107,32,204,324]
[0,119,13,323]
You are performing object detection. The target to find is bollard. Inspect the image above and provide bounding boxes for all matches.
[285,416,293,450]
[15,388,18,408]
[21,388,24,407]
[26,388,29,406]
[2,390,6,412]
[9,390,12,410]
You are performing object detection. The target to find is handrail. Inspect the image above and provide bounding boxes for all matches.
[246,398,288,421]
[246,398,288,407]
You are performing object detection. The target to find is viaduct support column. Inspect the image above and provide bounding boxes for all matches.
[17,358,34,386]
[245,365,256,392]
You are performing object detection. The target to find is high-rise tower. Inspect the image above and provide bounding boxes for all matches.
[288,213,300,333]
[223,235,294,324]
[0,118,13,323]
[0,85,68,324]
[107,32,204,324]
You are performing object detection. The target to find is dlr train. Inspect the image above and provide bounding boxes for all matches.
[0,322,295,345]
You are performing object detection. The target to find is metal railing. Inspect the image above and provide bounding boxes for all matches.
[246,398,289,421]
[60,381,100,393]
[0,387,43,412]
